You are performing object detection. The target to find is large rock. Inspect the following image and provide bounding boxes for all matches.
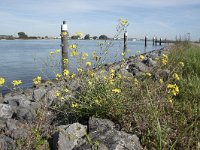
[0,136,16,150]
[53,123,87,150]
[33,87,47,101]
[74,117,143,150]
[15,106,36,122]
[4,95,31,108]
[6,119,28,140]
[0,104,14,119]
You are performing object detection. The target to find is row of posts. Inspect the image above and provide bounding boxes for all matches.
[60,21,163,71]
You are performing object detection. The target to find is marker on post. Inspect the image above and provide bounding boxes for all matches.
[61,21,69,71]
[145,35,147,47]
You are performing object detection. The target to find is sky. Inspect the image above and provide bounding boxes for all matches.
[0,0,200,41]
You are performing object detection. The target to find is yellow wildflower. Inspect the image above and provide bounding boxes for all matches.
[140,55,145,60]
[117,73,122,79]
[89,72,95,78]
[56,90,60,97]
[77,68,83,73]
[71,50,78,56]
[112,88,121,93]
[86,61,92,67]
[167,83,179,96]
[146,73,152,77]
[63,69,69,77]
[121,52,125,56]
[119,18,128,26]
[33,76,42,85]
[63,58,68,64]
[64,88,69,93]
[72,103,78,108]
[172,73,180,81]
[161,58,168,65]
[69,44,77,49]
[179,62,184,67]
[134,78,139,85]
[71,74,76,78]
[95,99,101,105]
[55,49,61,53]
[159,78,163,84]
[49,51,55,55]
[82,52,88,60]
[0,77,5,86]
[56,74,62,80]
[162,54,168,59]
[88,81,92,86]
[12,80,22,86]
[61,97,65,101]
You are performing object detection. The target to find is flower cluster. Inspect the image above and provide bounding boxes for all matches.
[12,80,22,86]
[63,69,69,77]
[56,74,62,80]
[167,83,179,96]
[112,88,121,93]
[33,76,42,85]
[0,77,5,86]
[161,54,168,65]
[172,73,180,81]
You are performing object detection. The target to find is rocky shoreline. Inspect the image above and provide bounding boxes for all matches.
[0,46,171,150]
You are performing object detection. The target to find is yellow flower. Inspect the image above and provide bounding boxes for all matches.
[69,44,77,49]
[117,73,122,79]
[56,90,60,97]
[86,61,92,67]
[161,58,168,65]
[56,74,62,80]
[71,74,76,78]
[33,76,42,85]
[55,49,61,53]
[121,52,125,56]
[172,73,180,81]
[63,58,68,64]
[12,80,22,86]
[167,83,179,96]
[162,54,168,59]
[112,88,121,93]
[95,99,101,105]
[77,68,83,73]
[0,77,5,86]
[88,81,92,85]
[146,73,152,77]
[63,69,69,76]
[119,18,129,26]
[71,50,78,56]
[159,78,163,84]
[64,88,69,93]
[72,103,78,108]
[82,52,88,60]
[61,97,65,101]
[49,51,55,55]
[179,62,184,67]
[140,55,145,60]
[134,78,139,85]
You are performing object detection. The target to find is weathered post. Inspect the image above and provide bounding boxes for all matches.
[123,31,128,53]
[153,36,155,46]
[61,21,68,71]
[145,36,147,47]
[159,38,162,46]
[155,36,157,46]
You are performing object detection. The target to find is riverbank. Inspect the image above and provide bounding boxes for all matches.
[0,42,199,149]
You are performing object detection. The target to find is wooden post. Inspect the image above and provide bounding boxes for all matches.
[123,31,128,53]
[61,21,68,71]
[155,36,157,46]
[159,38,162,46]
[145,36,147,47]
[153,36,155,46]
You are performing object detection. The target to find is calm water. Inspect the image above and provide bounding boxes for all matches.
[0,39,164,90]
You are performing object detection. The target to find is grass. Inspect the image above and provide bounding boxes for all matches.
[56,42,199,149]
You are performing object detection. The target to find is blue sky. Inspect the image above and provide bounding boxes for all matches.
[0,0,200,41]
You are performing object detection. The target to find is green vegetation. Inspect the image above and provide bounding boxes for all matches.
[56,42,199,149]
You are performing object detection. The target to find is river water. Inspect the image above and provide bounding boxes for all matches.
[0,39,164,91]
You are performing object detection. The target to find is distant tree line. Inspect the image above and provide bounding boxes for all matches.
[70,34,108,40]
